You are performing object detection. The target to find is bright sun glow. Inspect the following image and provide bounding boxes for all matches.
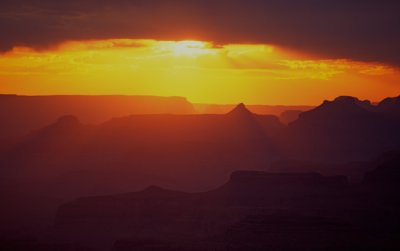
[166,40,213,57]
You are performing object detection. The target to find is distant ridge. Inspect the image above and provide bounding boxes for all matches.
[195,102,314,116]
[227,103,255,118]
[293,96,375,125]
[0,95,196,138]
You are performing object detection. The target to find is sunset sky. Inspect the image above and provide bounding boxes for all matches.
[1,0,399,105]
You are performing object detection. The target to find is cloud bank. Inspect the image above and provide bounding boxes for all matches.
[1,0,399,65]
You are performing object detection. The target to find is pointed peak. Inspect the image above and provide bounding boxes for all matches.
[236,103,247,109]
[227,103,253,116]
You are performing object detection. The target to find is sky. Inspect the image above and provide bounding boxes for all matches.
[0,0,399,105]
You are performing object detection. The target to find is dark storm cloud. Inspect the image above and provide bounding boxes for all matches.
[1,0,399,65]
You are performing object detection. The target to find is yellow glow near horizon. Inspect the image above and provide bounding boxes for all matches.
[0,39,399,105]
[162,40,215,57]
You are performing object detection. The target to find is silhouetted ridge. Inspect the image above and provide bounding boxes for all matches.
[378,95,400,116]
[293,96,374,127]
[379,95,400,106]
[227,103,254,117]
[287,95,400,162]
[221,103,275,141]
[319,96,373,112]
[0,95,196,138]
[334,96,370,104]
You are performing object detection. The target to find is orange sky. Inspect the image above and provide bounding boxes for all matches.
[0,39,399,105]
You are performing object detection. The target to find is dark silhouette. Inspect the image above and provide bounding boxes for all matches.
[378,95,400,116]
[1,95,400,250]
[285,96,400,163]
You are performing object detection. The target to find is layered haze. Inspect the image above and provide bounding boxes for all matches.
[1,1,400,251]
